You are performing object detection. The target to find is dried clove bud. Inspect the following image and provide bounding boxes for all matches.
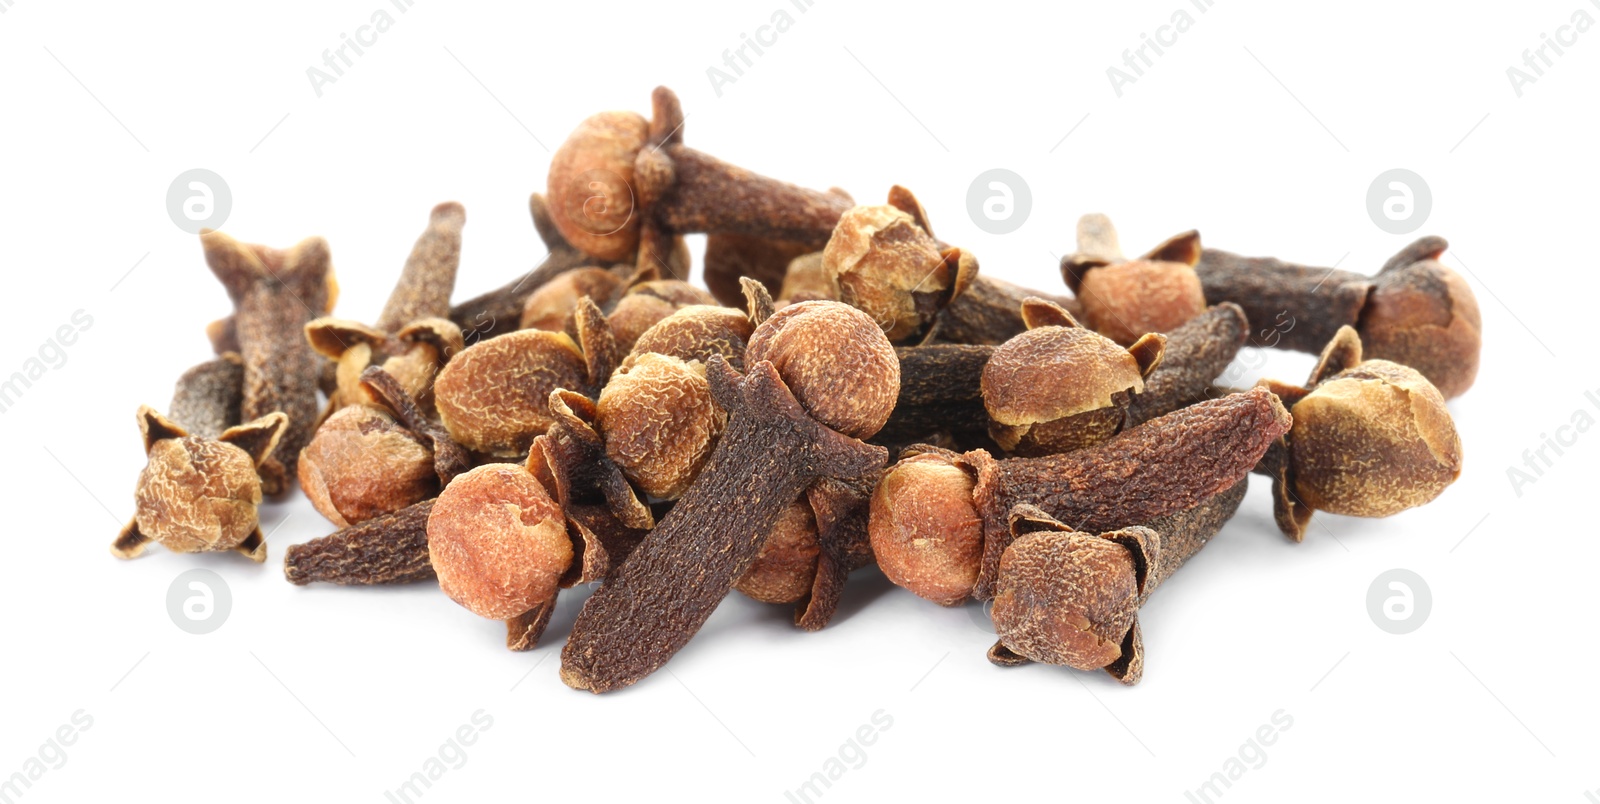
[937,275,1083,346]
[1257,326,1463,540]
[548,87,852,276]
[876,343,996,447]
[560,356,889,693]
[703,231,827,306]
[284,499,436,586]
[307,317,463,418]
[428,462,573,647]
[167,353,244,440]
[1060,214,1207,346]
[1195,236,1481,397]
[434,298,616,457]
[376,202,466,333]
[202,230,337,494]
[298,367,468,527]
[113,407,288,562]
[982,298,1164,455]
[744,300,900,439]
[778,252,836,304]
[868,453,984,606]
[987,478,1248,683]
[871,387,1290,603]
[595,353,726,500]
[822,189,976,342]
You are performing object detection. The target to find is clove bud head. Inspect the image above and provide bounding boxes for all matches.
[744,300,899,439]
[735,499,821,604]
[1287,358,1462,519]
[298,404,439,527]
[519,267,624,332]
[982,298,1163,455]
[607,280,718,353]
[547,111,649,262]
[868,452,984,606]
[1357,259,1482,399]
[434,329,592,457]
[596,353,726,500]
[823,204,951,341]
[991,527,1141,670]
[626,304,755,371]
[426,464,573,621]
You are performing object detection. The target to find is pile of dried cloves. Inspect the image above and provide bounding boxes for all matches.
[115,86,1474,693]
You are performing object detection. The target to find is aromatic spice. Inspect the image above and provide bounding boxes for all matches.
[986,478,1248,683]
[306,316,463,417]
[434,298,616,457]
[113,407,287,562]
[1256,326,1463,540]
[284,499,436,586]
[520,267,627,332]
[548,86,852,275]
[1060,213,1207,346]
[595,353,725,500]
[202,230,337,494]
[562,300,895,690]
[1195,235,1481,397]
[981,298,1163,455]
[937,275,1083,346]
[626,304,755,371]
[1123,302,1248,427]
[298,367,469,527]
[735,499,820,604]
[606,279,719,353]
[704,230,832,306]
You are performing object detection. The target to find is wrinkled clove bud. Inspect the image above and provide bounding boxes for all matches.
[1060,214,1207,346]
[822,188,976,342]
[626,304,755,371]
[869,453,984,606]
[561,301,895,693]
[1195,236,1481,397]
[298,367,469,527]
[778,252,836,305]
[870,387,1290,603]
[428,462,573,651]
[284,499,436,586]
[520,267,627,332]
[548,86,852,276]
[735,499,821,605]
[595,353,725,500]
[435,298,616,457]
[113,407,287,562]
[202,230,338,494]
[987,478,1248,684]
[1257,326,1463,541]
[982,298,1164,455]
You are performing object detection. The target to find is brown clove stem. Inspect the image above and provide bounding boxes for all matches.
[284,499,436,586]
[937,277,1082,346]
[376,202,466,333]
[1124,302,1249,427]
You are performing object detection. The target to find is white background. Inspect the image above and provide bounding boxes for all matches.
[1,1,1595,801]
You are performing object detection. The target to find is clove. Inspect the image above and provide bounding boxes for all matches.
[1060,213,1207,346]
[284,499,437,586]
[1195,236,1481,397]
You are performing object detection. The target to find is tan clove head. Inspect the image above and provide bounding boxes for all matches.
[298,405,439,528]
[426,463,573,621]
[1062,218,1206,346]
[735,499,821,604]
[434,329,593,457]
[626,304,755,372]
[547,111,650,262]
[607,280,718,353]
[823,203,958,341]
[1358,258,1482,399]
[744,300,899,439]
[868,452,984,606]
[519,267,626,333]
[991,527,1142,671]
[596,353,726,500]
